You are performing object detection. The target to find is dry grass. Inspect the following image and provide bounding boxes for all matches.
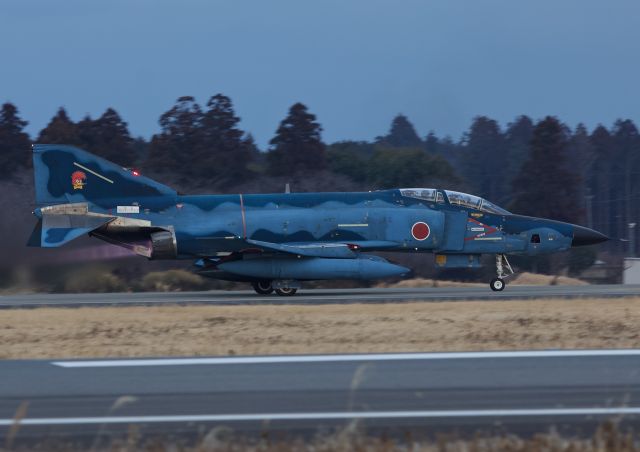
[7,421,639,451]
[381,272,587,288]
[379,278,484,288]
[1,297,640,359]
[511,272,588,286]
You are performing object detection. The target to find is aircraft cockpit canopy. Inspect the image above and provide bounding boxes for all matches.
[398,188,440,202]
[399,188,510,215]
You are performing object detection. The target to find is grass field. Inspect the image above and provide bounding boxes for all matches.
[1,297,639,359]
[8,421,637,452]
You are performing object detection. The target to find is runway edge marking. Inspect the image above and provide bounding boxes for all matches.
[2,407,640,426]
[52,349,640,368]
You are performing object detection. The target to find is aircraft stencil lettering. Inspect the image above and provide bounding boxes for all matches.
[29,145,609,295]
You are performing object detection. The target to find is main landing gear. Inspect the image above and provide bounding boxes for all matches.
[274,287,298,296]
[490,254,514,292]
[251,281,274,295]
[251,280,298,296]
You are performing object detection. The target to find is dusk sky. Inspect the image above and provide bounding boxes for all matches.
[2,0,639,147]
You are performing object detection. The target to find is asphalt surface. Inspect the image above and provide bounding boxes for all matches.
[2,350,640,443]
[1,284,640,308]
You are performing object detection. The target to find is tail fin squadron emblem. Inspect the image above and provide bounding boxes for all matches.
[71,171,87,190]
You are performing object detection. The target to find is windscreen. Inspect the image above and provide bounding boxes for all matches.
[480,199,511,215]
[445,190,510,215]
[445,190,482,210]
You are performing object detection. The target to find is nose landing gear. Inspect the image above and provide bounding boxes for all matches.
[490,254,514,291]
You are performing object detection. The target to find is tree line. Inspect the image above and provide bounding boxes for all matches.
[0,95,638,256]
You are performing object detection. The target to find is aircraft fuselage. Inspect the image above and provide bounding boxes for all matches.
[30,145,608,293]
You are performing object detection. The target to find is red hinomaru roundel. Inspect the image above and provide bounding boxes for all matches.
[71,171,87,190]
[411,222,430,241]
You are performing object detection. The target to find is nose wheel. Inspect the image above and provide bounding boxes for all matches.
[490,254,514,291]
[490,278,505,291]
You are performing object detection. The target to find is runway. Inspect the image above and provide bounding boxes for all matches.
[2,350,640,442]
[1,284,639,308]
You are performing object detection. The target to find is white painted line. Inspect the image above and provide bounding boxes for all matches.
[73,162,114,184]
[2,407,640,426]
[52,349,640,368]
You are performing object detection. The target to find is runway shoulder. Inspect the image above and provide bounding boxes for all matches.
[2,284,639,308]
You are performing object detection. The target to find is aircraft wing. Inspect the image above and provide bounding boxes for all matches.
[244,239,399,259]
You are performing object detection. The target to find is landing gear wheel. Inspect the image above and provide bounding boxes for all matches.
[490,278,505,292]
[252,281,274,295]
[275,287,298,297]
[491,254,514,292]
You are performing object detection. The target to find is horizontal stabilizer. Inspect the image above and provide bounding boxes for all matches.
[27,202,117,248]
[27,219,43,247]
[36,214,114,248]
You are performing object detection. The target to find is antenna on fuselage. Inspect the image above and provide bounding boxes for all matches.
[285,183,291,194]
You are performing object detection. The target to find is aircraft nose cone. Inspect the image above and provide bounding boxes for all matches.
[572,225,608,247]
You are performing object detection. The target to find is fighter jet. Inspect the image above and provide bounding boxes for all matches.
[29,145,608,295]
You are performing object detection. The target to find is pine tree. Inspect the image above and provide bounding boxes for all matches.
[460,116,505,203]
[242,133,260,156]
[198,94,254,185]
[566,124,594,224]
[436,136,462,166]
[588,126,613,241]
[504,115,533,191]
[147,96,203,181]
[376,114,422,148]
[37,108,80,145]
[267,103,325,176]
[77,108,136,167]
[0,103,31,178]
[94,108,135,166]
[424,131,439,154]
[38,108,136,167]
[510,116,581,223]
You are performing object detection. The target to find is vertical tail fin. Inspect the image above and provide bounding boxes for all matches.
[32,144,176,207]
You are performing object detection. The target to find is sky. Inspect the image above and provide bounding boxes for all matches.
[2,0,640,148]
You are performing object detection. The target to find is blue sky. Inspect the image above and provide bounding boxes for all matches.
[2,0,639,147]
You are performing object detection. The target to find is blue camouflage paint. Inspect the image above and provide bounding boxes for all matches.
[29,145,607,283]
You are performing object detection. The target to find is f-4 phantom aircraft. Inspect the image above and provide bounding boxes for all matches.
[29,145,608,295]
